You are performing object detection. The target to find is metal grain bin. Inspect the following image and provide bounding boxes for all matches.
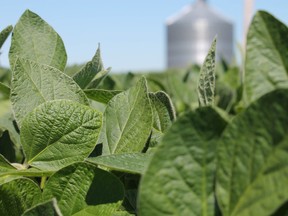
[166,0,234,68]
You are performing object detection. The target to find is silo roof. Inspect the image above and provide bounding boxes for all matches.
[166,0,233,26]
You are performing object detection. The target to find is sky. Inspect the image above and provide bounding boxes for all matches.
[0,0,287,72]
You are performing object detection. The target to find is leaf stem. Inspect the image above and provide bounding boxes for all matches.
[40,176,47,189]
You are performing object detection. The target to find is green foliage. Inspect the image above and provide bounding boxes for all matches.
[245,11,288,104]
[86,153,152,174]
[0,178,41,215]
[0,9,288,216]
[97,77,153,155]
[0,25,13,50]
[216,89,288,216]
[21,100,102,171]
[139,107,227,216]
[9,10,67,71]
[73,45,111,89]
[197,37,216,107]
[22,199,62,216]
[11,58,89,126]
[42,162,124,215]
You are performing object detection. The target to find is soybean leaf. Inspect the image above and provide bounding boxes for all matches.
[0,82,10,98]
[0,100,21,161]
[0,154,20,185]
[0,25,12,49]
[113,211,134,216]
[245,11,288,104]
[197,37,216,107]
[0,131,16,162]
[72,202,122,216]
[87,67,111,89]
[0,154,16,172]
[0,178,41,215]
[216,89,288,216]
[84,89,122,104]
[138,107,227,216]
[86,153,152,174]
[21,100,102,171]
[147,128,163,151]
[42,162,124,216]
[11,58,89,126]
[165,70,198,111]
[73,45,105,89]
[9,10,67,71]
[22,199,62,216]
[98,77,153,155]
[150,91,176,133]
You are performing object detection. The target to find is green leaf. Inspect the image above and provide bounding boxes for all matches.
[87,67,111,89]
[22,199,62,216]
[84,89,122,104]
[245,11,288,104]
[0,178,41,215]
[9,10,67,71]
[216,89,288,216]
[86,153,152,174]
[150,91,176,133]
[11,58,89,126]
[113,211,134,216]
[42,162,124,216]
[0,154,16,172]
[0,154,21,185]
[0,82,10,98]
[197,37,216,107]
[0,25,13,49]
[21,100,102,171]
[165,70,198,110]
[72,202,122,216]
[138,107,227,216]
[73,45,105,89]
[0,131,16,162]
[0,100,21,161]
[98,77,153,155]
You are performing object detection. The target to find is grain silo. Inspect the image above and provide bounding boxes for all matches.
[166,0,234,68]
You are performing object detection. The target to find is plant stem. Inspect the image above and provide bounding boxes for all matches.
[40,176,47,189]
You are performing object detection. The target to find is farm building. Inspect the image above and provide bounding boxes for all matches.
[166,0,234,68]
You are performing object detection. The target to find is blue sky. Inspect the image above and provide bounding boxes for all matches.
[0,0,287,72]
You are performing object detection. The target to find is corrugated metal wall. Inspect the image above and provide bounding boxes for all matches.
[166,0,234,68]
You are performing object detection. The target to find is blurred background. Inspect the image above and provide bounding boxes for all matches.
[0,0,287,72]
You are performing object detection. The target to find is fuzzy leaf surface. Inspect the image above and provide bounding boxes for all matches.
[73,46,104,89]
[245,11,288,104]
[139,107,227,216]
[86,153,152,174]
[0,25,12,49]
[42,162,124,216]
[98,77,153,155]
[11,58,89,126]
[0,100,20,144]
[72,202,122,216]
[0,82,10,97]
[21,100,102,170]
[0,154,16,172]
[216,89,288,216]
[9,10,67,71]
[22,199,62,216]
[84,89,122,104]
[197,37,216,107]
[0,154,20,185]
[0,178,41,215]
[150,91,176,133]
